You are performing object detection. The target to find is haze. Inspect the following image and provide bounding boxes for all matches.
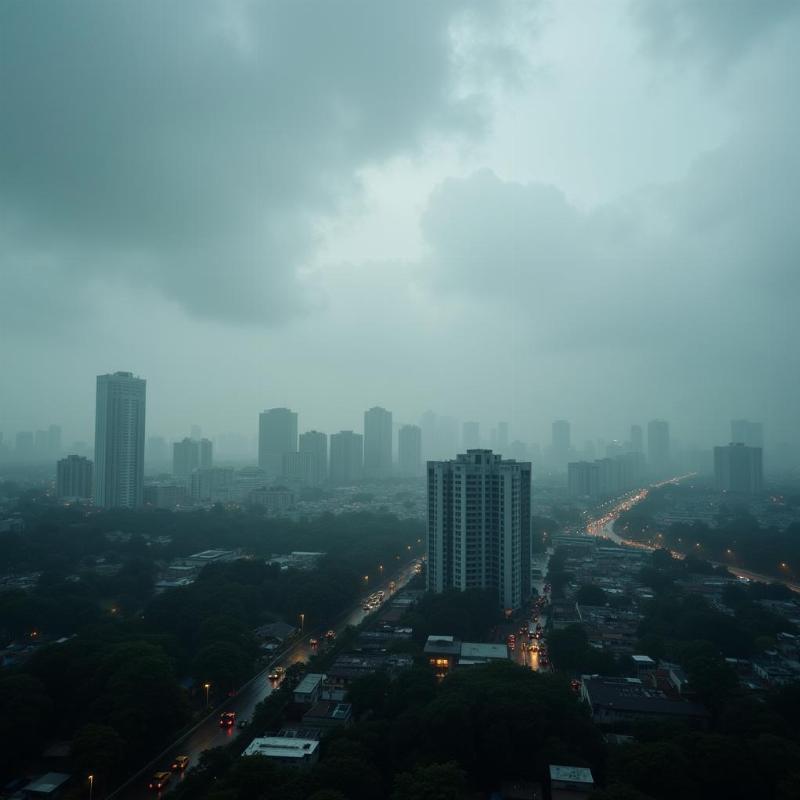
[1,0,798,452]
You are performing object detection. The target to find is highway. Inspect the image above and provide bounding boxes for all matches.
[583,479,800,594]
[109,560,419,799]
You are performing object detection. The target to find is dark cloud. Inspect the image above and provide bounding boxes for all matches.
[0,0,508,328]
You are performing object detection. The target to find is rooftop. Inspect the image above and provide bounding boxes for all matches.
[549,765,594,785]
[424,635,462,656]
[460,642,509,661]
[294,673,325,694]
[243,737,319,759]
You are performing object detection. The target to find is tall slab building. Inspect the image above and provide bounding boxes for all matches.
[299,430,328,486]
[94,371,146,508]
[364,406,392,479]
[258,408,298,477]
[427,449,532,612]
[398,424,422,477]
[330,430,363,485]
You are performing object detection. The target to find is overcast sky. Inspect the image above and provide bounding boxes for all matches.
[1,0,798,450]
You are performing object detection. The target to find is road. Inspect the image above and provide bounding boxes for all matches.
[583,479,800,593]
[110,560,419,799]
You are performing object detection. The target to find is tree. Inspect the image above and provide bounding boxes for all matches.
[390,762,469,800]
[71,723,127,781]
[576,584,607,606]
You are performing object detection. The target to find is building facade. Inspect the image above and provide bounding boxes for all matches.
[364,406,392,479]
[329,430,363,485]
[258,408,298,477]
[299,430,328,486]
[714,443,763,494]
[94,371,146,508]
[427,450,532,611]
[56,454,93,499]
[398,424,422,477]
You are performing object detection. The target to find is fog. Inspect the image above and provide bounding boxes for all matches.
[1,1,798,452]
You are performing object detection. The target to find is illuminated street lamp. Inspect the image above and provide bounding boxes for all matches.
[299,612,305,632]
[88,774,94,800]
[204,682,211,708]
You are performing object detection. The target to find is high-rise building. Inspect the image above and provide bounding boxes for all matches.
[568,461,600,498]
[364,406,392,479]
[731,420,764,449]
[282,450,312,485]
[398,424,422,477]
[258,408,298,477]
[427,450,532,611]
[420,410,438,461]
[714,443,763,494]
[435,415,459,460]
[173,438,199,479]
[299,430,327,486]
[329,431,363,485]
[146,435,169,466]
[199,438,213,469]
[647,419,670,475]
[462,421,480,450]
[630,424,643,453]
[94,371,146,508]
[56,455,93,499]
[15,431,34,460]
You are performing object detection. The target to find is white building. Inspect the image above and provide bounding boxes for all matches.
[243,736,319,767]
[427,450,532,611]
[94,372,146,508]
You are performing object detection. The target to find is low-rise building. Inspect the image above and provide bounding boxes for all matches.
[549,765,594,800]
[294,673,325,705]
[581,676,709,727]
[243,736,319,768]
[302,701,353,730]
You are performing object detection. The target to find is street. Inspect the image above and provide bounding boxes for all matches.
[109,560,419,799]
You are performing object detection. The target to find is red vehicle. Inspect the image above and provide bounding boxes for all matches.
[309,638,319,648]
[219,711,236,728]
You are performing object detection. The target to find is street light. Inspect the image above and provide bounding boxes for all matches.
[299,612,305,632]
[88,774,94,800]
[204,682,211,708]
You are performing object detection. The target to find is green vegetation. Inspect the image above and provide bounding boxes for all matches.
[0,506,423,785]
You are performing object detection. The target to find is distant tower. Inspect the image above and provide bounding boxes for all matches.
[630,425,643,453]
[551,420,571,469]
[427,450,532,611]
[173,438,199,479]
[364,407,392,479]
[496,422,509,452]
[94,371,146,508]
[398,424,422,477]
[647,419,670,476]
[329,431,363,485]
[57,455,93,499]
[714,443,763,494]
[462,421,480,450]
[199,438,213,469]
[258,408,298,477]
[299,430,328,486]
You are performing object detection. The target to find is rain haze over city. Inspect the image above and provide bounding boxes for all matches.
[1,3,800,800]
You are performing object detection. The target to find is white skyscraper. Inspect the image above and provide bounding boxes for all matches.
[94,371,146,508]
[427,449,532,611]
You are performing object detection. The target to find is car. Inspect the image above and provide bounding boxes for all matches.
[268,669,282,681]
[171,755,190,771]
[325,629,336,641]
[309,638,319,648]
[148,771,172,791]
[219,711,236,728]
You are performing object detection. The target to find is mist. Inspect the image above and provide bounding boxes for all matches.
[1,0,798,454]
